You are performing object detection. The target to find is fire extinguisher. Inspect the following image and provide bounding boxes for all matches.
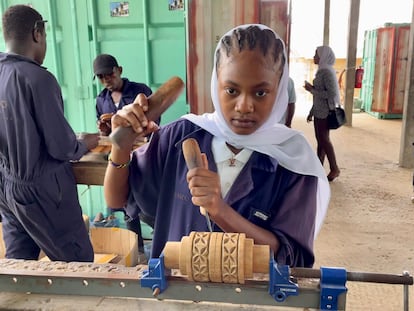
[355,66,364,88]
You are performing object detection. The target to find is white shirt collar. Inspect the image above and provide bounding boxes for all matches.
[211,136,253,165]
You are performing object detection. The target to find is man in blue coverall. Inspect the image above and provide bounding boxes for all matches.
[0,5,99,261]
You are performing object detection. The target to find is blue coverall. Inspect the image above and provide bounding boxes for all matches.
[0,52,94,262]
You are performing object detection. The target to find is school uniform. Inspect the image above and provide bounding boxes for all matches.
[126,119,318,267]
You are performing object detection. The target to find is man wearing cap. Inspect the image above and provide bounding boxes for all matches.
[93,54,154,136]
[93,54,156,256]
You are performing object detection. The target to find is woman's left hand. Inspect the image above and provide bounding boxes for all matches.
[186,155,224,217]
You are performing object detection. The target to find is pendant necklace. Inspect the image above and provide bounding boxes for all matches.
[229,154,236,167]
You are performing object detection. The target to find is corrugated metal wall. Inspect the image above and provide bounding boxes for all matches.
[361,24,410,119]
[390,25,410,113]
[0,0,187,128]
[360,29,377,113]
[372,27,395,113]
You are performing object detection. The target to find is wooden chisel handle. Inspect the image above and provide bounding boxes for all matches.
[109,76,185,149]
[182,138,204,170]
[182,138,210,219]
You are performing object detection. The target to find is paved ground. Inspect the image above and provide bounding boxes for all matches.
[292,105,414,310]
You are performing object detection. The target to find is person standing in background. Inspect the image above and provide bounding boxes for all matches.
[284,77,296,128]
[93,54,158,254]
[93,54,156,136]
[304,45,341,182]
[0,5,99,261]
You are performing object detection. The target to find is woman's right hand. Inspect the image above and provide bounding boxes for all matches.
[306,114,313,123]
[304,81,313,92]
[111,94,159,139]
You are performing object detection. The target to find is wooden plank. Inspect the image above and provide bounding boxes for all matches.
[71,138,147,186]
[71,161,107,185]
[94,253,119,264]
[90,228,138,267]
[0,258,144,278]
[39,253,119,264]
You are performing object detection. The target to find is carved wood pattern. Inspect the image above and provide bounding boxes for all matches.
[222,233,239,283]
[164,231,270,284]
[208,232,223,282]
[191,232,210,282]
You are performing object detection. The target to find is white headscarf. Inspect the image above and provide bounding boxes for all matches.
[182,24,330,236]
[316,45,341,104]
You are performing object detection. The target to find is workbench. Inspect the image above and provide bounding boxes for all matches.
[71,151,108,186]
[71,138,146,186]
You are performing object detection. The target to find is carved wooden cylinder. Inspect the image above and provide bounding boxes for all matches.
[163,231,270,284]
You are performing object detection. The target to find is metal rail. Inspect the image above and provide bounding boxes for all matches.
[291,267,413,285]
[0,259,411,310]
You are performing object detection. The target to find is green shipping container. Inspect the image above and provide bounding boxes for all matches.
[0,0,187,229]
[359,29,377,113]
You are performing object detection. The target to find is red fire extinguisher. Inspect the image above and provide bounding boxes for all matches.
[355,66,364,88]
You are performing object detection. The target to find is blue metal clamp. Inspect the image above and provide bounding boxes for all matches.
[320,266,347,310]
[269,258,299,302]
[141,254,168,295]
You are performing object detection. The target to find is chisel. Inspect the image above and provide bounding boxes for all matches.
[182,138,213,232]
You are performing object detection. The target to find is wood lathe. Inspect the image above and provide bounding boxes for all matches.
[0,231,412,310]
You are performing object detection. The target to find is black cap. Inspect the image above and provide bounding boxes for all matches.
[93,54,119,75]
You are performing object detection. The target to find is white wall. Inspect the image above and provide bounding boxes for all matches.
[290,0,413,58]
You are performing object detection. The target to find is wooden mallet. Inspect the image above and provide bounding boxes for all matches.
[109,76,185,149]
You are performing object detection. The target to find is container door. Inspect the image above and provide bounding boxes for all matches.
[390,25,410,114]
[371,27,395,113]
[360,29,377,112]
[89,0,187,124]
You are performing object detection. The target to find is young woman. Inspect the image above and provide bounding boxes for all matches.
[305,46,341,181]
[104,24,330,268]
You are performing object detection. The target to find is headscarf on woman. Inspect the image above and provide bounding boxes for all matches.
[182,24,330,236]
[316,45,341,105]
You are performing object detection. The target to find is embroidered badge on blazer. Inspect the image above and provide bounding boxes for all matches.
[253,210,269,221]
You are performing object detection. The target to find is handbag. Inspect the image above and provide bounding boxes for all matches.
[327,106,346,129]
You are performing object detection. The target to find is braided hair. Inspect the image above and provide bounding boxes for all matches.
[215,25,285,72]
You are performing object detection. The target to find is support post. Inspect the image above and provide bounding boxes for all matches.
[323,0,330,46]
[399,2,414,168]
[343,0,360,127]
